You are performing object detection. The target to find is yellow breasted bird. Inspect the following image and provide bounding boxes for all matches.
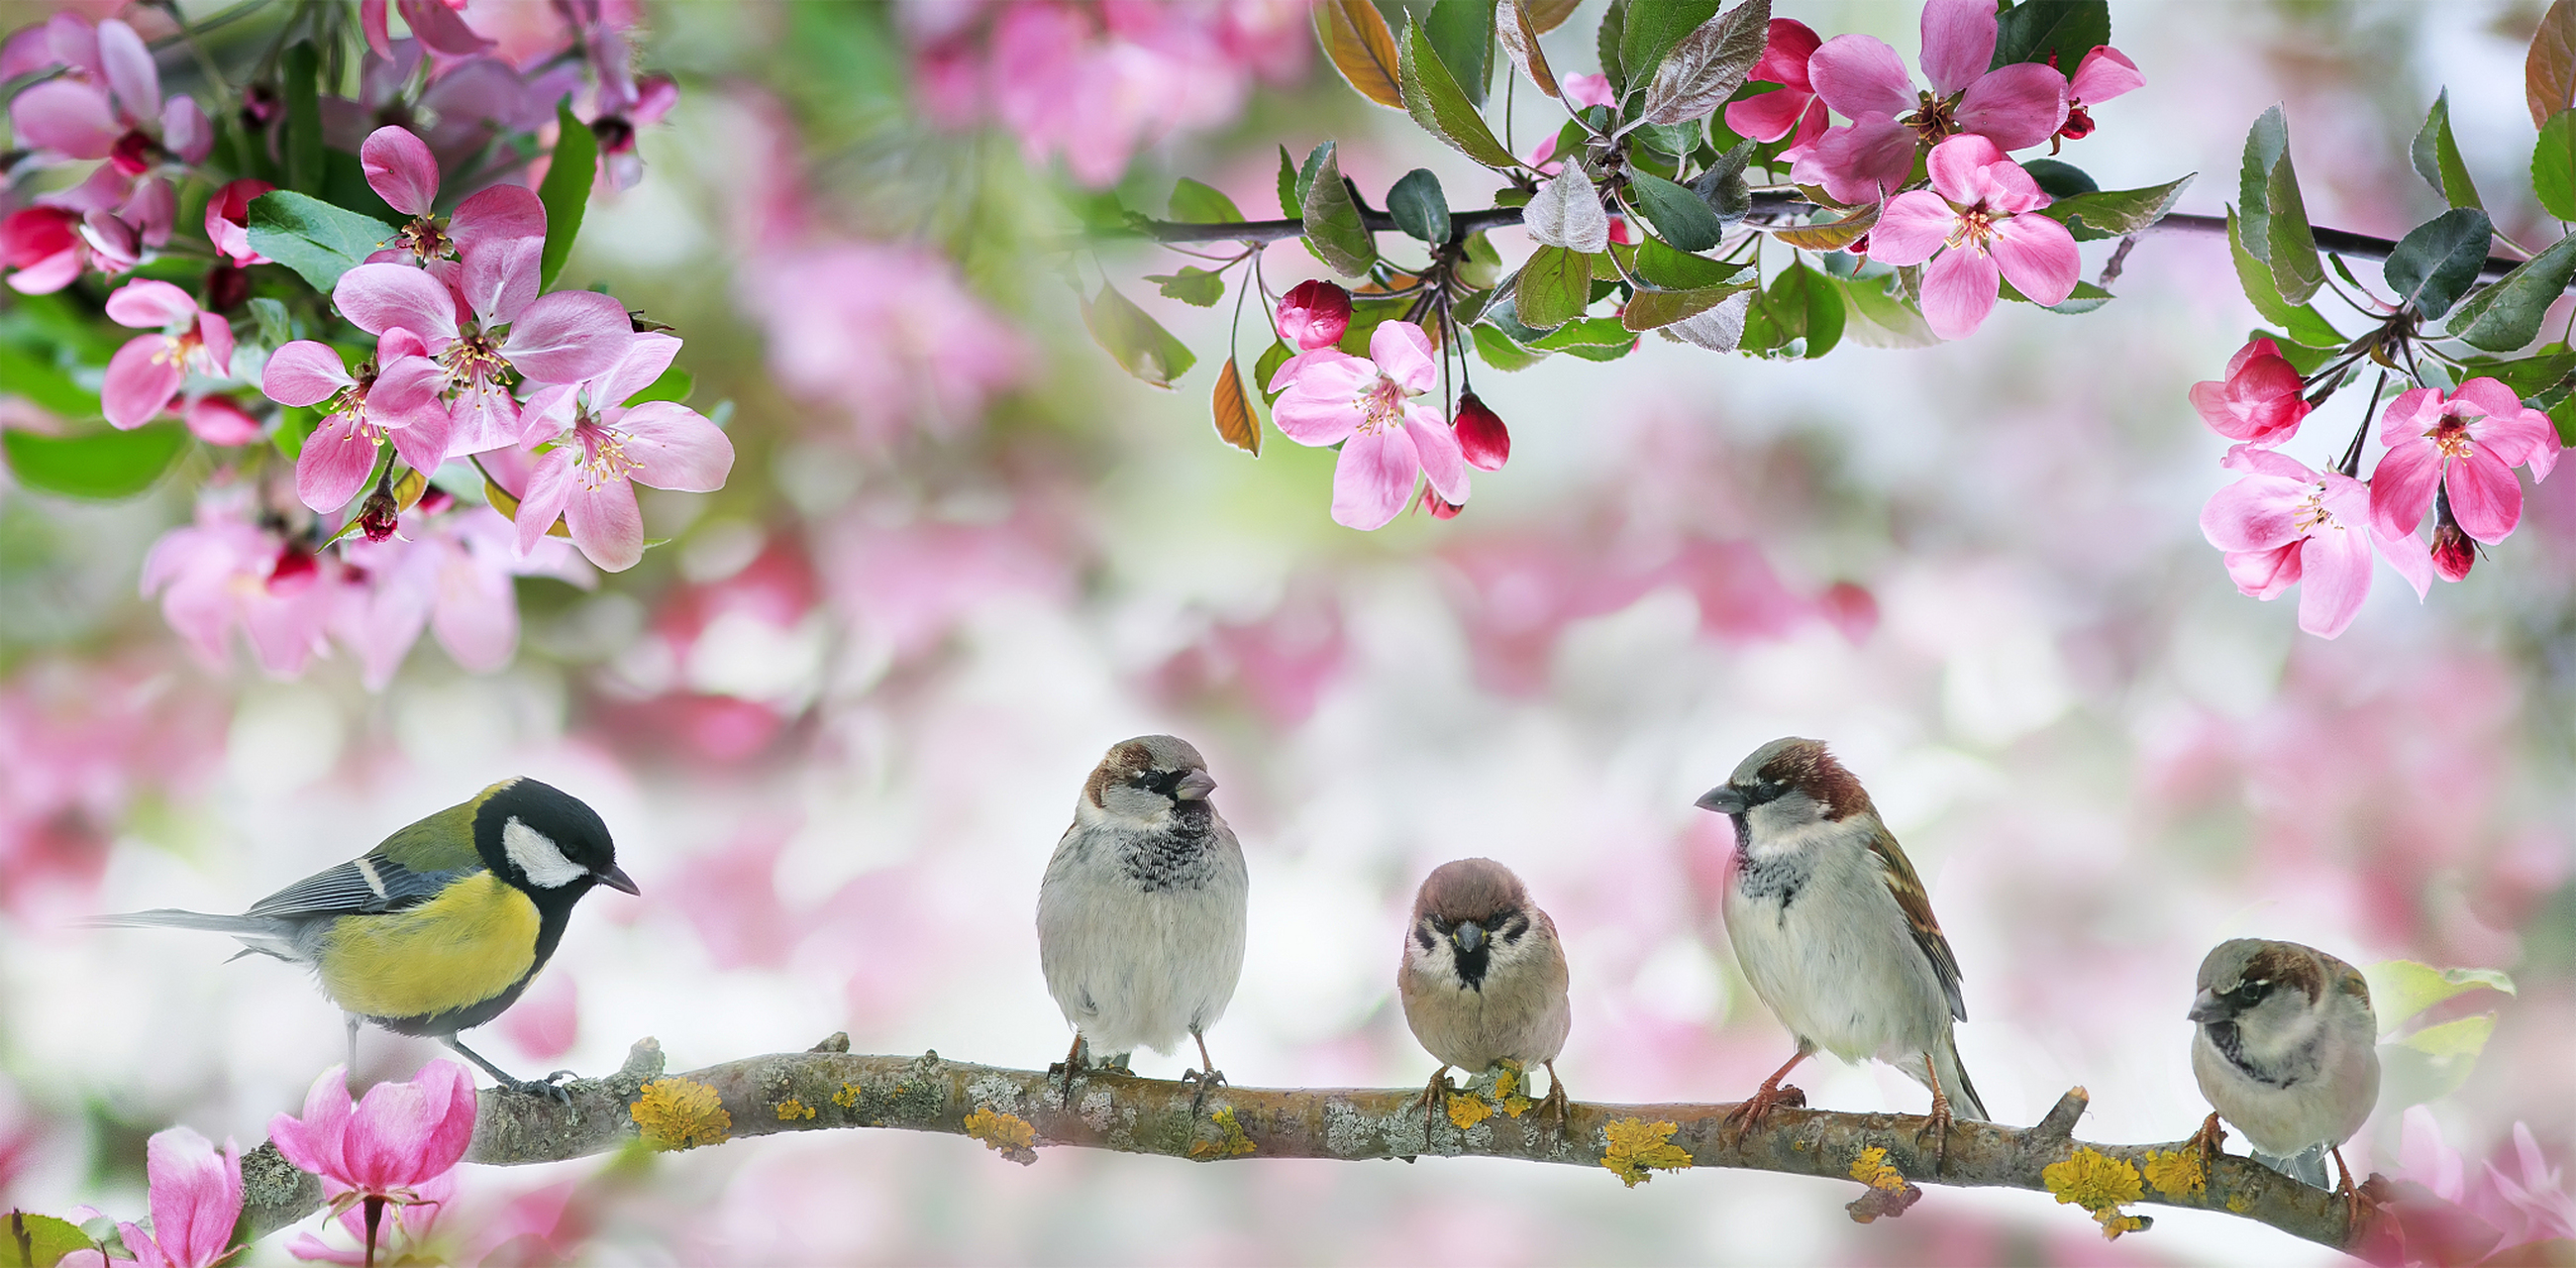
[89,778,637,1099]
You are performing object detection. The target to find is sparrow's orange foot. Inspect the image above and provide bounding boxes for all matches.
[1538,1061,1572,1134]
[2334,1147,2381,1241]
[1416,1067,1454,1133]
[1918,1094,1957,1173]
[1721,1081,1807,1146]
[2188,1111,2228,1170]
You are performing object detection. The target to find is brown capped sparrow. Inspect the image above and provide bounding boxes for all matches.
[2187,937,2380,1209]
[1397,857,1572,1130]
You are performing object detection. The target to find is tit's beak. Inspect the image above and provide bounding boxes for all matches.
[598,864,642,896]
[1175,769,1217,801]
[1453,921,1487,955]
[2187,989,2228,1024]
[1696,786,1748,815]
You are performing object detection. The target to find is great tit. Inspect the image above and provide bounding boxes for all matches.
[89,777,637,1098]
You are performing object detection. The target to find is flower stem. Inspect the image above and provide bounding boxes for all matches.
[2337,370,2390,479]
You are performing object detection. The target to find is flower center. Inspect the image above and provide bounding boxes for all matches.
[573,410,640,486]
[1354,372,1408,436]
[396,216,454,263]
[1947,205,2004,256]
[2293,483,2340,534]
[155,328,204,369]
[2426,411,2480,460]
[439,329,513,393]
[1905,91,1958,145]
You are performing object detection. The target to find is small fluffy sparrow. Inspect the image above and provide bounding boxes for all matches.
[1037,735,1247,1100]
[2188,938,2381,1198]
[1696,738,1987,1161]
[1397,858,1572,1128]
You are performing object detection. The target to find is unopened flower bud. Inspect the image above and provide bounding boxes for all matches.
[1418,485,1463,520]
[2432,496,2476,582]
[203,262,250,313]
[1278,279,1351,351]
[359,487,401,542]
[1453,392,1509,471]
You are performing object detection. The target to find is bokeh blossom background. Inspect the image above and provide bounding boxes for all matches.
[6,1,2576,1263]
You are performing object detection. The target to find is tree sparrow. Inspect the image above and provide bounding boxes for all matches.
[2187,938,2380,1200]
[1037,735,1247,1102]
[1695,737,1988,1162]
[1397,858,1573,1128]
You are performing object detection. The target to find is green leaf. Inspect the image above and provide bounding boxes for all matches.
[0,344,100,418]
[1170,177,1244,224]
[1768,202,1878,252]
[1625,169,1723,251]
[1787,261,1842,357]
[1635,0,1769,130]
[2039,173,2195,241]
[2226,206,2345,348]
[2365,960,2517,1033]
[1741,260,1828,355]
[2,422,190,500]
[3,1211,96,1268]
[283,41,324,194]
[2535,0,2576,127]
[2536,111,2576,221]
[2256,111,2325,305]
[1989,0,2110,70]
[2398,1012,2497,1058]
[1620,0,1721,99]
[1398,20,1517,169]
[1388,168,1452,244]
[247,191,398,291]
[2384,208,2494,321]
[538,98,597,289]
[2457,345,2576,396]
[2554,392,2576,446]
[1514,245,1592,330]
[1837,273,1938,349]
[1597,0,1628,97]
[275,404,317,461]
[2238,108,2285,264]
[1144,266,1229,307]
[1253,338,1293,404]
[1529,315,1632,351]
[1471,321,1545,370]
[1635,236,1744,289]
[623,366,694,407]
[2450,229,2576,351]
[1622,281,1754,330]
[2020,158,2099,198]
[1424,0,1496,107]
[1081,282,1196,387]
[2000,277,2113,315]
[1211,357,1261,455]
[1693,140,1756,226]
[1277,145,1300,219]
[2250,328,2337,374]
[1298,142,1376,276]
[249,296,293,350]
[1314,0,1406,110]
[2411,89,2484,210]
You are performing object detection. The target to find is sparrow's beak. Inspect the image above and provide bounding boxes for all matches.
[1174,769,1217,800]
[2186,989,2229,1024]
[1453,921,1487,955]
[1696,786,1748,815]
[598,864,642,896]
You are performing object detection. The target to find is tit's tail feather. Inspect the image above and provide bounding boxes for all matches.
[84,909,300,960]
[1924,1033,1990,1123]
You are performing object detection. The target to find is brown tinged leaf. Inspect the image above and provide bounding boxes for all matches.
[2533,0,2576,129]
[1522,0,1581,34]
[1315,0,1405,110]
[1495,0,1560,98]
[1212,358,1262,456]
[1399,20,1518,168]
[1633,0,1770,129]
[1766,201,1879,251]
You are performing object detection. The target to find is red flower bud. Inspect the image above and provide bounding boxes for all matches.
[1278,279,1351,351]
[359,487,402,542]
[110,129,159,176]
[203,262,250,313]
[1417,485,1464,520]
[2432,494,2476,582]
[1453,392,1509,471]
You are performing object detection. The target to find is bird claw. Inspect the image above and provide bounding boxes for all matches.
[1917,1097,1957,1174]
[1180,1066,1227,1114]
[504,1070,577,1104]
[1415,1070,1453,1133]
[2188,1111,2228,1170]
[1721,1082,1805,1146]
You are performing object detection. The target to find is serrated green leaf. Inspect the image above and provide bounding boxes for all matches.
[1082,282,1196,386]
[1336,295,1410,356]
[3,1211,96,1268]
[2537,111,2576,221]
[538,98,596,289]
[1298,142,1377,276]
[1144,266,1229,307]
[1170,177,1244,224]
[2226,206,2345,348]
[1634,236,1743,289]
[623,366,693,407]
[1388,168,1452,244]
[1625,169,1723,251]
[246,191,398,291]
[1634,0,1769,128]
[0,343,101,418]
[1620,0,1721,99]
[2239,107,2286,264]
[1746,261,1841,357]
[1278,145,1300,219]
[1398,20,1517,168]
[2365,960,2517,1032]
[1989,0,2110,70]
[1314,0,1405,109]
[2411,89,2484,211]
[1836,273,1936,349]
[1514,245,1591,329]
[1471,321,1545,370]
[1530,315,1632,351]
[2553,392,2576,445]
[1621,281,1754,330]
[2038,173,2194,242]
[2456,346,2575,396]
[2261,130,2324,304]
[1768,202,1878,251]
[2450,230,2576,351]
[1424,0,1495,107]
[2384,208,2494,321]
[2020,158,2099,198]
[1254,338,1294,404]
[283,41,323,194]
[1597,0,1628,97]
[2,422,190,500]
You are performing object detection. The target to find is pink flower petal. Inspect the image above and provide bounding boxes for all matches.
[1724,85,1816,144]
[333,264,461,345]
[94,19,159,126]
[105,278,197,328]
[1267,347,1358,396]
[2201,473,2312,552]
[444,377,522,457]
[1917,245,2000,340]
[2469,401,2560,476]
[162,95,211,164]
[2378,386,2444,445]
[103,333,183,429]
[2222,442,2318,480]
[501,289,632,385]
[197,313,235,378]
[1956,62,2070,152]
[564,467,646,572]
[270,1068,356,1182]
[1368,321,1436,392]
[398,0,496,57]
[2371,514,2434,599]
[7,80,117,158]
[361,0,392,59]
[1796,114,1917,205]
[1923,134,2006,203]
[1806,34,1915,120]
[297,413,382,512]
[2223,543,2302,600]
[1560,71,1614,110]
[2445,450,2524,543]
[2069,47,2142,103]
[1868,191,1956,265]
[1990,213,2080,305]
[617,402,735,492]
[2369,440,2443,536]
[2295,515,2374,638]
[387,404,454,476]
[1916,0,1999,97]
[184,396,262,446]
[514,450,575,557]
[461,234,541,327]
[448,184,545,258]
[360,126,442,217]
[1401,405,1469,503]
[262,341,355,406]
[142,1126,240,1268]
[1751,19,1821,91]
[1331,425,1421,531]
[594,332,682,406]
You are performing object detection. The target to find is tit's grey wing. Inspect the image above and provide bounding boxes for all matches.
[244,851,477,919]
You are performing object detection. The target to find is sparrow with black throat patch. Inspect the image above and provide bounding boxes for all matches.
[1037,735,1247,1107]
[1695,737,1988,1166]
[2187,937,2381,1214]
[1397,857,1573,1131]
[88,778,637,1100]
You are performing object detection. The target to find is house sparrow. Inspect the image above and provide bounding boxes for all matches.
[2187,938,2380,1200]
[1695,737,1987,1164]
[1037,735,1247,1103]
[1397,858,1572,1129]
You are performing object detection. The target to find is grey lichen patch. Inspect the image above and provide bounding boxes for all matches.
[966,1074,1024,1116]
[1078,1087,1122,1137]
[236,1141,322,1239]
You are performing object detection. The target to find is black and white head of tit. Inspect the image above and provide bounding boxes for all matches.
[475,780,637,905]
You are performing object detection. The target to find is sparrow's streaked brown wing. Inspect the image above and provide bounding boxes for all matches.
[1867,823,1968,1022]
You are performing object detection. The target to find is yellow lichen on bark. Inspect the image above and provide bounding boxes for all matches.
[632,1078,731,1151]
[774,1098,816,1120]
[1490,1065,1534,1118]
[2043,1147,2148,1239]
[1186,1107,1258,1159]
[2142,1148,2205,1199]
[831,1083,862,1109]
[963,1106,1038,1165]
[1600,1118,1695,1188]
[1850,1146,1907,1192]
[1447,1093,1494,1130]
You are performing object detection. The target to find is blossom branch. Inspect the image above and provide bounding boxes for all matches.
[232,1037,2380,1254]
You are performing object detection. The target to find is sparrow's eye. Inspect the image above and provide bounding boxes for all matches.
[1429,916,1455,934]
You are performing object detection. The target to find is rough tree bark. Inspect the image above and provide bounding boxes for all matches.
[231,1036,2384,1256]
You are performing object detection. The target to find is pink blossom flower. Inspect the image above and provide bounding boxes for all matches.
[355,126,546,264]
[6,16,210,183]
[1560,71,1614,111]
[203,178,277,265]
[102,279,235,430]
[271,1062,477,1199]
[511,333,735,571]
[2054,46,2141,145]
[262,334,453,513]
[1790,0,2067,204]
[2485,1123,2576,1249]
[1866,134,2080,339]
[142,487,352,677]
[183,395,264,446]
[1268,320,1469,530]
[2201,447,2430,639]
[0,205,89,293]
[1277,279,1351,351]
[2369,378,2562,545]
[335,500,588,689]
[2189,337,2311,447]
[1723,20,1826,146]
[289,1171,454,1265]
[107,1126,243,1268]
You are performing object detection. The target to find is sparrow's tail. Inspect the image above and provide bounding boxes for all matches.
[83,909,300,961]
[1926,1033,1990,1122]
[2253,1144,2330,1189]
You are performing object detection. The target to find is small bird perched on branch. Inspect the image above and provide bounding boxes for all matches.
[2187,938,2381,1199]
[1038,735,1247,1103]
[1696,738,1988,1163]
[1397,857,1573,1129]
[87,778,637,1099]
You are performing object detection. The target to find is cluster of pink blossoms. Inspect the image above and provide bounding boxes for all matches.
[0,13,208,293]
[2195,339,2560,637]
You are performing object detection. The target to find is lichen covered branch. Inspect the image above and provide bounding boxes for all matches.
[234,1037,2377,1254]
